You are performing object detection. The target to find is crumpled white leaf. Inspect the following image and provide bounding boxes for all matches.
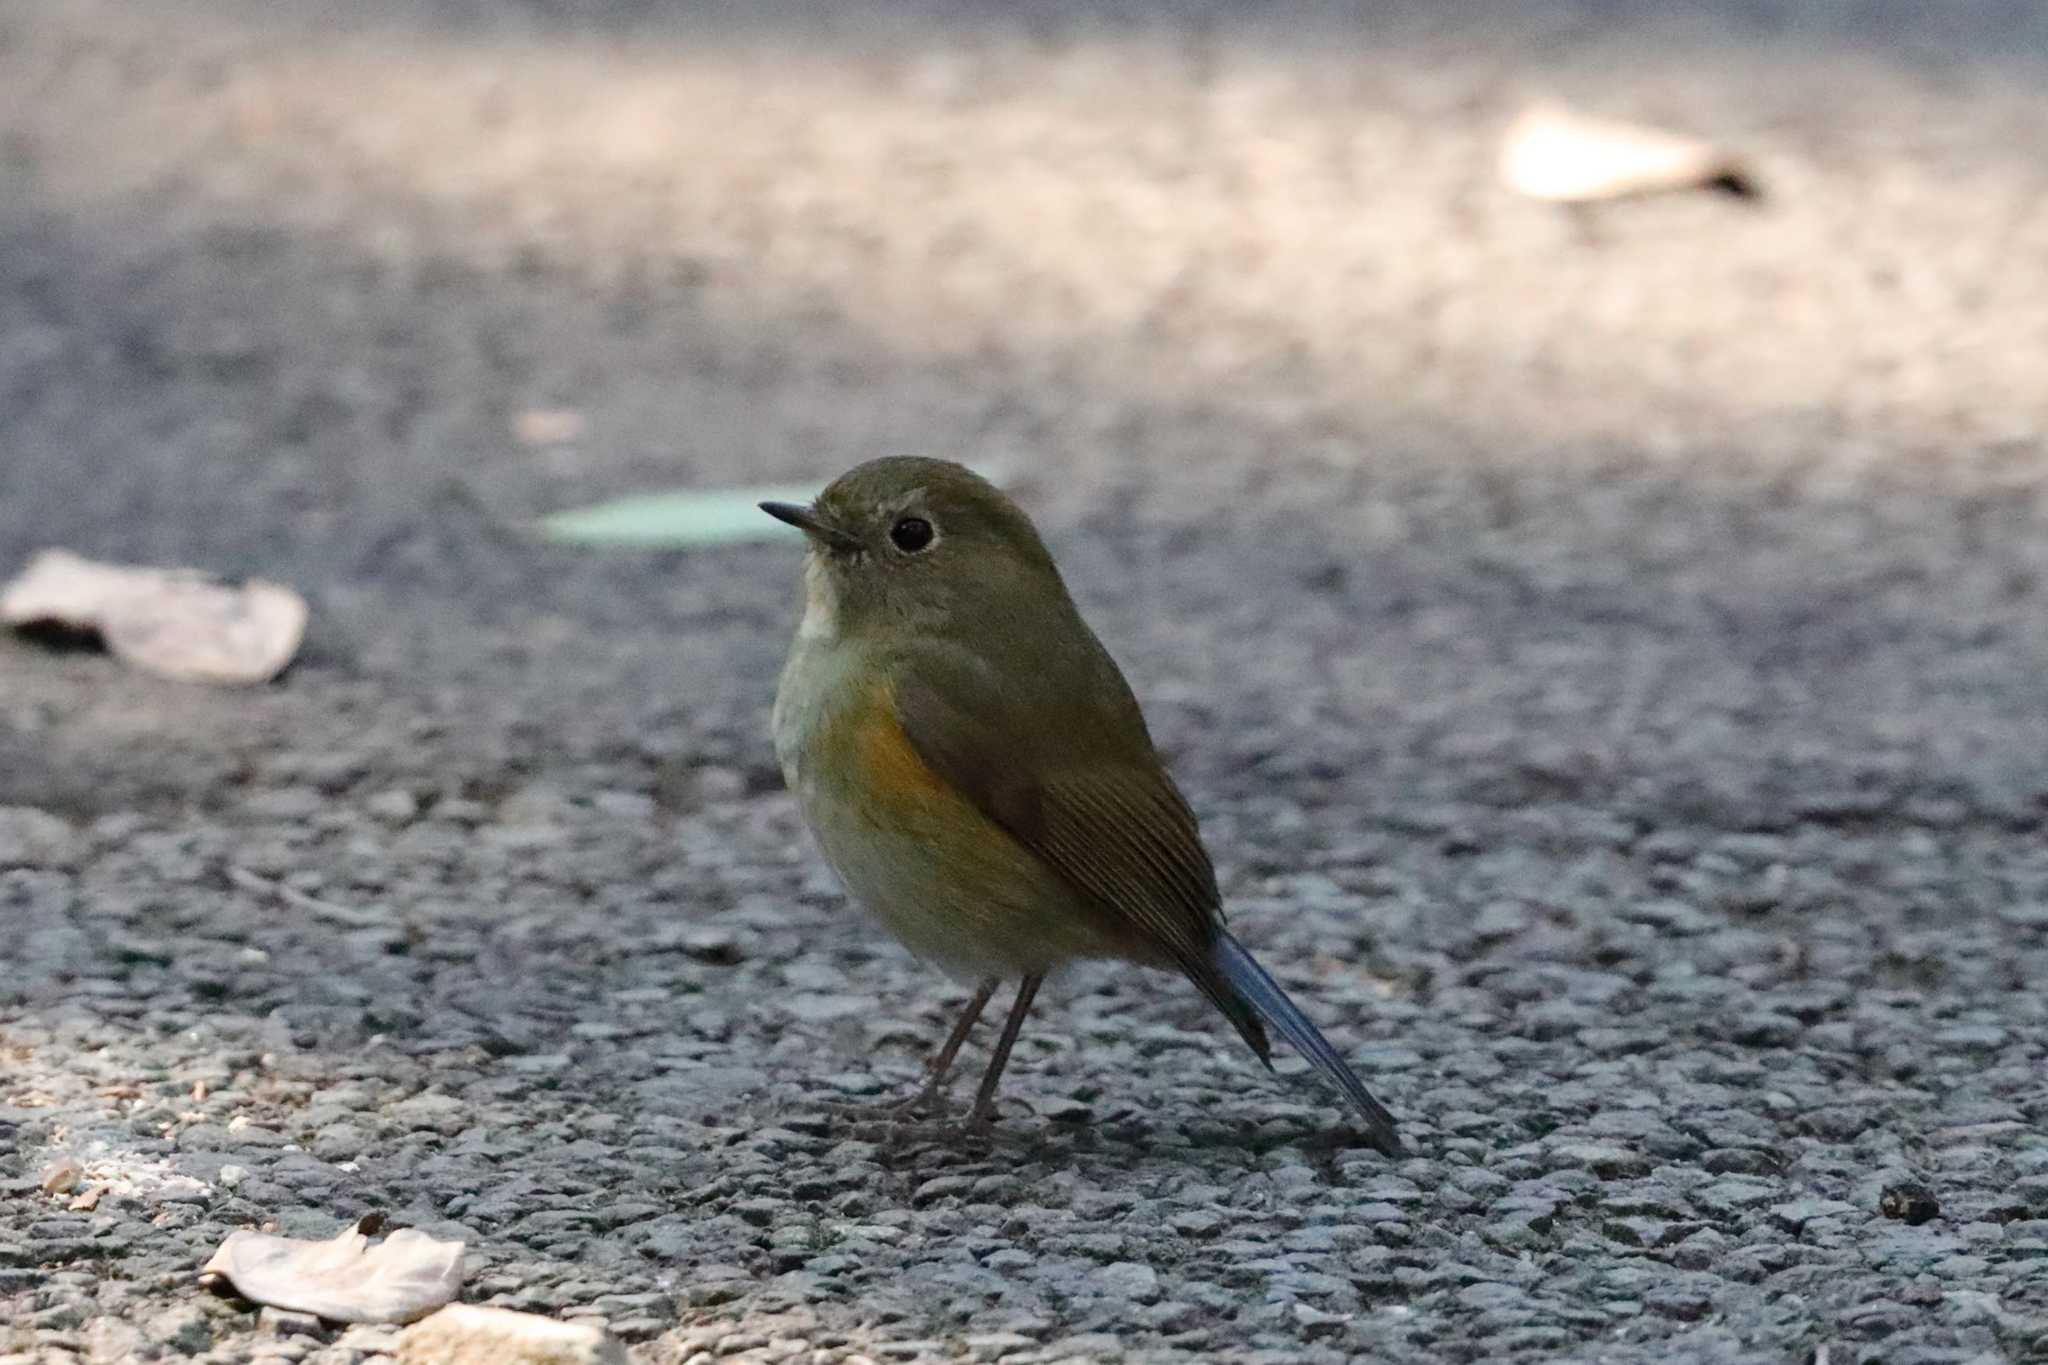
[200,1222,464,1324]
[1499,100,1758,204]
[1,548,306,684]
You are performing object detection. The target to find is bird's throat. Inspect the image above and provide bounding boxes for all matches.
[797,553,840,642]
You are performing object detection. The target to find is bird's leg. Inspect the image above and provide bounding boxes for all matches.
[895,978,998,1115]
[966,974,1043,1127]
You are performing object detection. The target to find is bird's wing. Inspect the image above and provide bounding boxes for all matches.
[889,644,1257,1041]
[889,642,1393,1150]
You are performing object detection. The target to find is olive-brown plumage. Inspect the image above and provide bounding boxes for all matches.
[766,457,1400,1153]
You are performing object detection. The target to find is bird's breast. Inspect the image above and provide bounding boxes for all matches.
[770,646,1127,977]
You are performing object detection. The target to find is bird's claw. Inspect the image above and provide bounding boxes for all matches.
[889,1085,949,1120]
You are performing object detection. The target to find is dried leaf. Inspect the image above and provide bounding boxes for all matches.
[200,1222,464,1324]
[1499,101,1759,204]
[513,409,587,447]
[397,1305,630,1365]
[1,549,307,685]
[68,1186,103,1212]
[40,1158,82,1194]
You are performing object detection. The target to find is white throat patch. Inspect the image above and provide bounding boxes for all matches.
[797,553,840,641]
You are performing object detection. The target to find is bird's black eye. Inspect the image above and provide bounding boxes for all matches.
[889,516,934,553]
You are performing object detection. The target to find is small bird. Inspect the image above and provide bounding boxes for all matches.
[764,458,1400,1154]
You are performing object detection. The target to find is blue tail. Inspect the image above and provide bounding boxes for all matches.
[1212,931,1402,1155]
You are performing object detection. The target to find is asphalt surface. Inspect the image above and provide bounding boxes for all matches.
[3,2,2048,1362]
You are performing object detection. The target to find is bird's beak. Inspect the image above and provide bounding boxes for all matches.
[760,501,862,554]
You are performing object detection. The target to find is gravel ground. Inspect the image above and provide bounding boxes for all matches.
[4,2,2048,1362]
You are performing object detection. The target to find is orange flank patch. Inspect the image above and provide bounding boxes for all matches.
[828,679,1033,884]
[848,680,955,812]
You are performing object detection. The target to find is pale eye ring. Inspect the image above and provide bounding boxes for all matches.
[889,516,935,553]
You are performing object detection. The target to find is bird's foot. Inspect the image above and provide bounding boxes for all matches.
[818,1079,950,1126]
[888,1081,950,1120]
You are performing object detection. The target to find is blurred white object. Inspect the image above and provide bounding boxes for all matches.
[398,1305,631,1365]
[512,407,586,447]
[1,548,307,685]
[1499,101,1758,204]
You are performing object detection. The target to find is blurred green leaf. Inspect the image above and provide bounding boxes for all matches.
[539,465,1009,548]
[538,485,819,547]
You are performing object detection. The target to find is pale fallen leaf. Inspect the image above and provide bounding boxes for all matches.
[398,1304,630,1365]
[68,1186,103,1212]
[1,549,307,685]
[513,408,587,447]
[539,484,821,547]
[1499,100,1759,204]
[200,1220,464,1324]
[540,463,1013,549]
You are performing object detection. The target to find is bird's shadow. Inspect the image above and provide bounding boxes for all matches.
[786,1095,1393,1171]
